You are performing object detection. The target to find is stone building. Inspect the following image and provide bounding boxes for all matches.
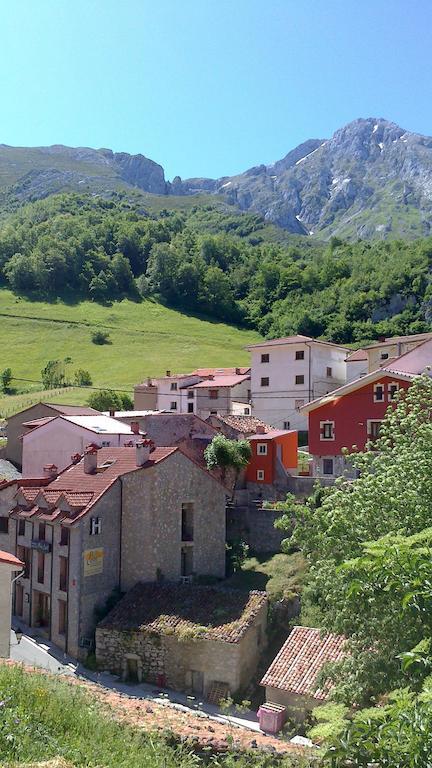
[96,582,267,700]
[260,626,346,721]
[9,442,227,660]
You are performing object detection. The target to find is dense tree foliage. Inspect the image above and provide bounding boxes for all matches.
[0,192,432,341]
[87,389,133,412]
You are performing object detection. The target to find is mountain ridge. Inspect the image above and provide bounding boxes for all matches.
[2,117,432,239]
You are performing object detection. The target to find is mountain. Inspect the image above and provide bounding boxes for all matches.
[2,118,432,239]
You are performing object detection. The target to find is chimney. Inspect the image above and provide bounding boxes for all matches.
[136,438,153,466]
[84,445,98,474]
[235,367,241,375]
[166,370,171,377]
[131,421,140,435]
[207,374,214,381]
[255,425,266,434]
[43,463,58,479]
[147,377,152,386]
[70,453,81,465]
[109,409,115,418]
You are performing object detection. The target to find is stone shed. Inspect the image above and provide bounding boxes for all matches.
[96,582,268,701]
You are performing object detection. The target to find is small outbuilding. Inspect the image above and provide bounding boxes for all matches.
[96,583,268,702]
[260,626,346,721]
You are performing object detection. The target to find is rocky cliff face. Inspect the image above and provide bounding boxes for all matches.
[2,118,432,239]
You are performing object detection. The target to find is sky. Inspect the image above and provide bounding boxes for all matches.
[1,0,432,180]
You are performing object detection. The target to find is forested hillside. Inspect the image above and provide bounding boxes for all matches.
[0,191,431,344]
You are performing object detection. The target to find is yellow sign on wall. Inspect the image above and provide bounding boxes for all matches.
[83,548,104,577]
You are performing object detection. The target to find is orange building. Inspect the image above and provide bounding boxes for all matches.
[246,429,298,484]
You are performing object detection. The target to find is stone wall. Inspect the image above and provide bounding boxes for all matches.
[227,503,285,554]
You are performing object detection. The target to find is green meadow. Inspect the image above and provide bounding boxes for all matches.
[0,289,260,413]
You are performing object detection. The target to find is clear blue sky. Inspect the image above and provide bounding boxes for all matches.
[1,0,431,179]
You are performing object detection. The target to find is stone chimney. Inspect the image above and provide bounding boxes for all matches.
[84,445,98,474]
[43,463,58,479]
[130,421,140,435]
[136,438,153,466]
[109,409,115,418]
[235,367,241,375]
[166,370,171,377]
[255,425,266,434]
[70,453,81,465]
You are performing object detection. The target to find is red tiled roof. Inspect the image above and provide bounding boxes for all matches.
[260,626,346,700]
[381,337,432,375]
[249,429,293,440]
[0,549,24,569]
[345,348,367,362]
[192,374,250,389]
[247,336,349,350]
[208,414,273,435]
[98,583,267,644]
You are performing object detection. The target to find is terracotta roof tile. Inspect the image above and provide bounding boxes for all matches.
[191,374,250,389]
[99,583,267,644]
[45,404,100,415]
[247,336,349,350]
[260,626,346,700]
[193,367,251,376]
[208,414,273,435]
[0,549,24,568]
[345,348,368,362]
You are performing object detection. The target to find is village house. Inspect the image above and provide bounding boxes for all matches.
[21,414,144,477]
[345,332,432,383]
[301,338,432,477]
[5,402,100,469]
[206,414,273,439]
[134,368,251,419]
[9,442,227,660]
[345,348,368,382]
[247,336,348,435]
[96,582,267,700]
[260,626,346,722]
[0,549,23,657]
[246,429,298,485]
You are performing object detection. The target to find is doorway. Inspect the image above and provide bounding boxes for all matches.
[191,669,204,694]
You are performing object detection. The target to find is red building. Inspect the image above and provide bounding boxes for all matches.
[246,429,298,484]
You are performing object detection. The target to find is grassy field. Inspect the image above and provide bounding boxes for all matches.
[0,289,260,412]
[226,552,307,602]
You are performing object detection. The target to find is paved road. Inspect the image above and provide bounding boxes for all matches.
[10,630,78,675]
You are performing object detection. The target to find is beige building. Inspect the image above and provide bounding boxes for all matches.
[96,582,267,700]
[261,626,346,721]
[356,333,432,377]
[9,442,227,660]
[0,549,23,657]
[5,403,99,469]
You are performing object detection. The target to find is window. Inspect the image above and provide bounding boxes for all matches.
[0,517,8,534]
[38,523,46,541]
[37,552,45,584]
[381,352,389,360]
[257,443,268,455]
[187,390,194,399]
[326,367,332,378]
[101,440,111,447]
[59,556,68,592]
[321,421,335,440]
[295,350,305,360]
[368,420,382,440]
[209,389,219,400]
[261,353,270,363]
[295,375,304,385]
[283,421,290,430]
[60,526,69,546]
[170,382,178,391]
[210,410,217,415]
[295,399,305,410]
[256,469,265,481]
[187,402,194,413]
[181,502,194,542]
[18,519,25,536]
[17,545,30,578]
[323,458,334,476]
[170,401,177,410]
[58,599,67,635]
[260,377,269,387]
[90,517,102,535]
[388,382,399,401]
[374,383,385,402]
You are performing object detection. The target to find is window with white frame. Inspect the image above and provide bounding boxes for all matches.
[256,469,265,481]
[257,443,268,455]
[320,421,335,440]
[90,517,102,535]
[388,382,399,401]
[373,383,385,402]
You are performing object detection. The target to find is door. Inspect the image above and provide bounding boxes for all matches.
[15,584,23,617]
[191,669,204,694]
[126,657,139,683]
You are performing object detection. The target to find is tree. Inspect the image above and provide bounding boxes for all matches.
[204,434,251,483]
[41,360,67,389]
[0,368,12,393]
[74,369,93,386]
[87,389,132,412]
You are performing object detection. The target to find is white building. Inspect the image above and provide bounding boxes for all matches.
[0,549,23,657]
[345,348,368,382]
[22,414,143,477]
[154,368,251,419]
[247,335,348,433]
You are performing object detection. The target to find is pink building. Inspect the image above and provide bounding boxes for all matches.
[22,414,143,477]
